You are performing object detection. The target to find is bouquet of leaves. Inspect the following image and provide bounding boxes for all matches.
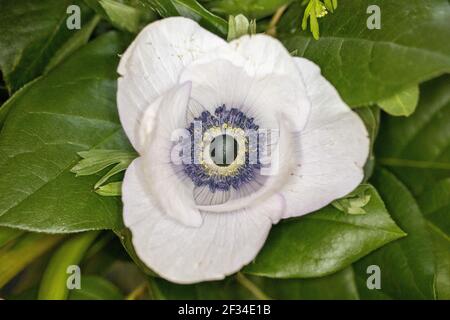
[0,0,448,300]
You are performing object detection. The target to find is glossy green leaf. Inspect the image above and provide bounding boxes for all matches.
[43,16,101,74]
[366,76,450,299]
[0,78,41,127]
[84,0,157,33]
[243,185,405,278]
[69,275,124,300]
[418,178,450,236]
[377,76,450,198]
[353,168,436,299]
[0,33,132,233]
[38,232,99,300]
[202,0,293,20]
[378,85,419,117]
[279,0,450,106]
[0,0,98,93]
[427,224,450,300]
[248,267,359,300]
[139,0,228,36]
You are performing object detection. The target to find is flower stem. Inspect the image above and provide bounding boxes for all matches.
[126,282,148,300]
[236,273,271,300]
[266,4,289,37]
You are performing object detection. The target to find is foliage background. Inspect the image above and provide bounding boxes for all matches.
[0,0,449,300]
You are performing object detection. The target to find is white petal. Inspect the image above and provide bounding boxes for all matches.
[230,35,311,130]
[139,82,203,227]
[280,58,370,218]
[180,58,308,130]
[117,17,227,152]
[194,187,231,206]
[123,158,284,284]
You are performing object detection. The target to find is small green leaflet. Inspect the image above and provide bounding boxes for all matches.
[332,184,372,215]
[378,85,420,117]
[71,150,137,196]
[301,0,337,40]
[96,182,123,197]
[227,14,256,41]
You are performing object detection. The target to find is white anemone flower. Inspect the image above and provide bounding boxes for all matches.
[117,17,369,284]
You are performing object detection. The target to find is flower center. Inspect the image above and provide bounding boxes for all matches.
[210,134,238,167]
[182,105,262,192]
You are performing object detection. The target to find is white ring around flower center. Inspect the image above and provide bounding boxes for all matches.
[200,125,247,177]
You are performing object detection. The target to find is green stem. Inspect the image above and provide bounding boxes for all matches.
[0,233,64,288]
[125,283,148,300]
[266,4,288,36]
[236,273,271,300]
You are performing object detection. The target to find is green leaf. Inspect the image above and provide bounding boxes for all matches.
[139,0,228,36]
[377,76,450,197]
[202,0,293,20]
[378,85,420,117]
[0,0,98,93]
[0,32,132,233]
[69,275,124,300]
[71,149,136,189]
[279,0,450,106]
[0,233,64,288]
[353,168,436,299]
[85,0,157,33]
[247,267,360,300]
[418,179,450,236]
[38,232,99,300]
[43,15,101,74]
[427,224,450,300]
[243,184,405,278]
[0,78,42,128]
[369,76,450,299]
